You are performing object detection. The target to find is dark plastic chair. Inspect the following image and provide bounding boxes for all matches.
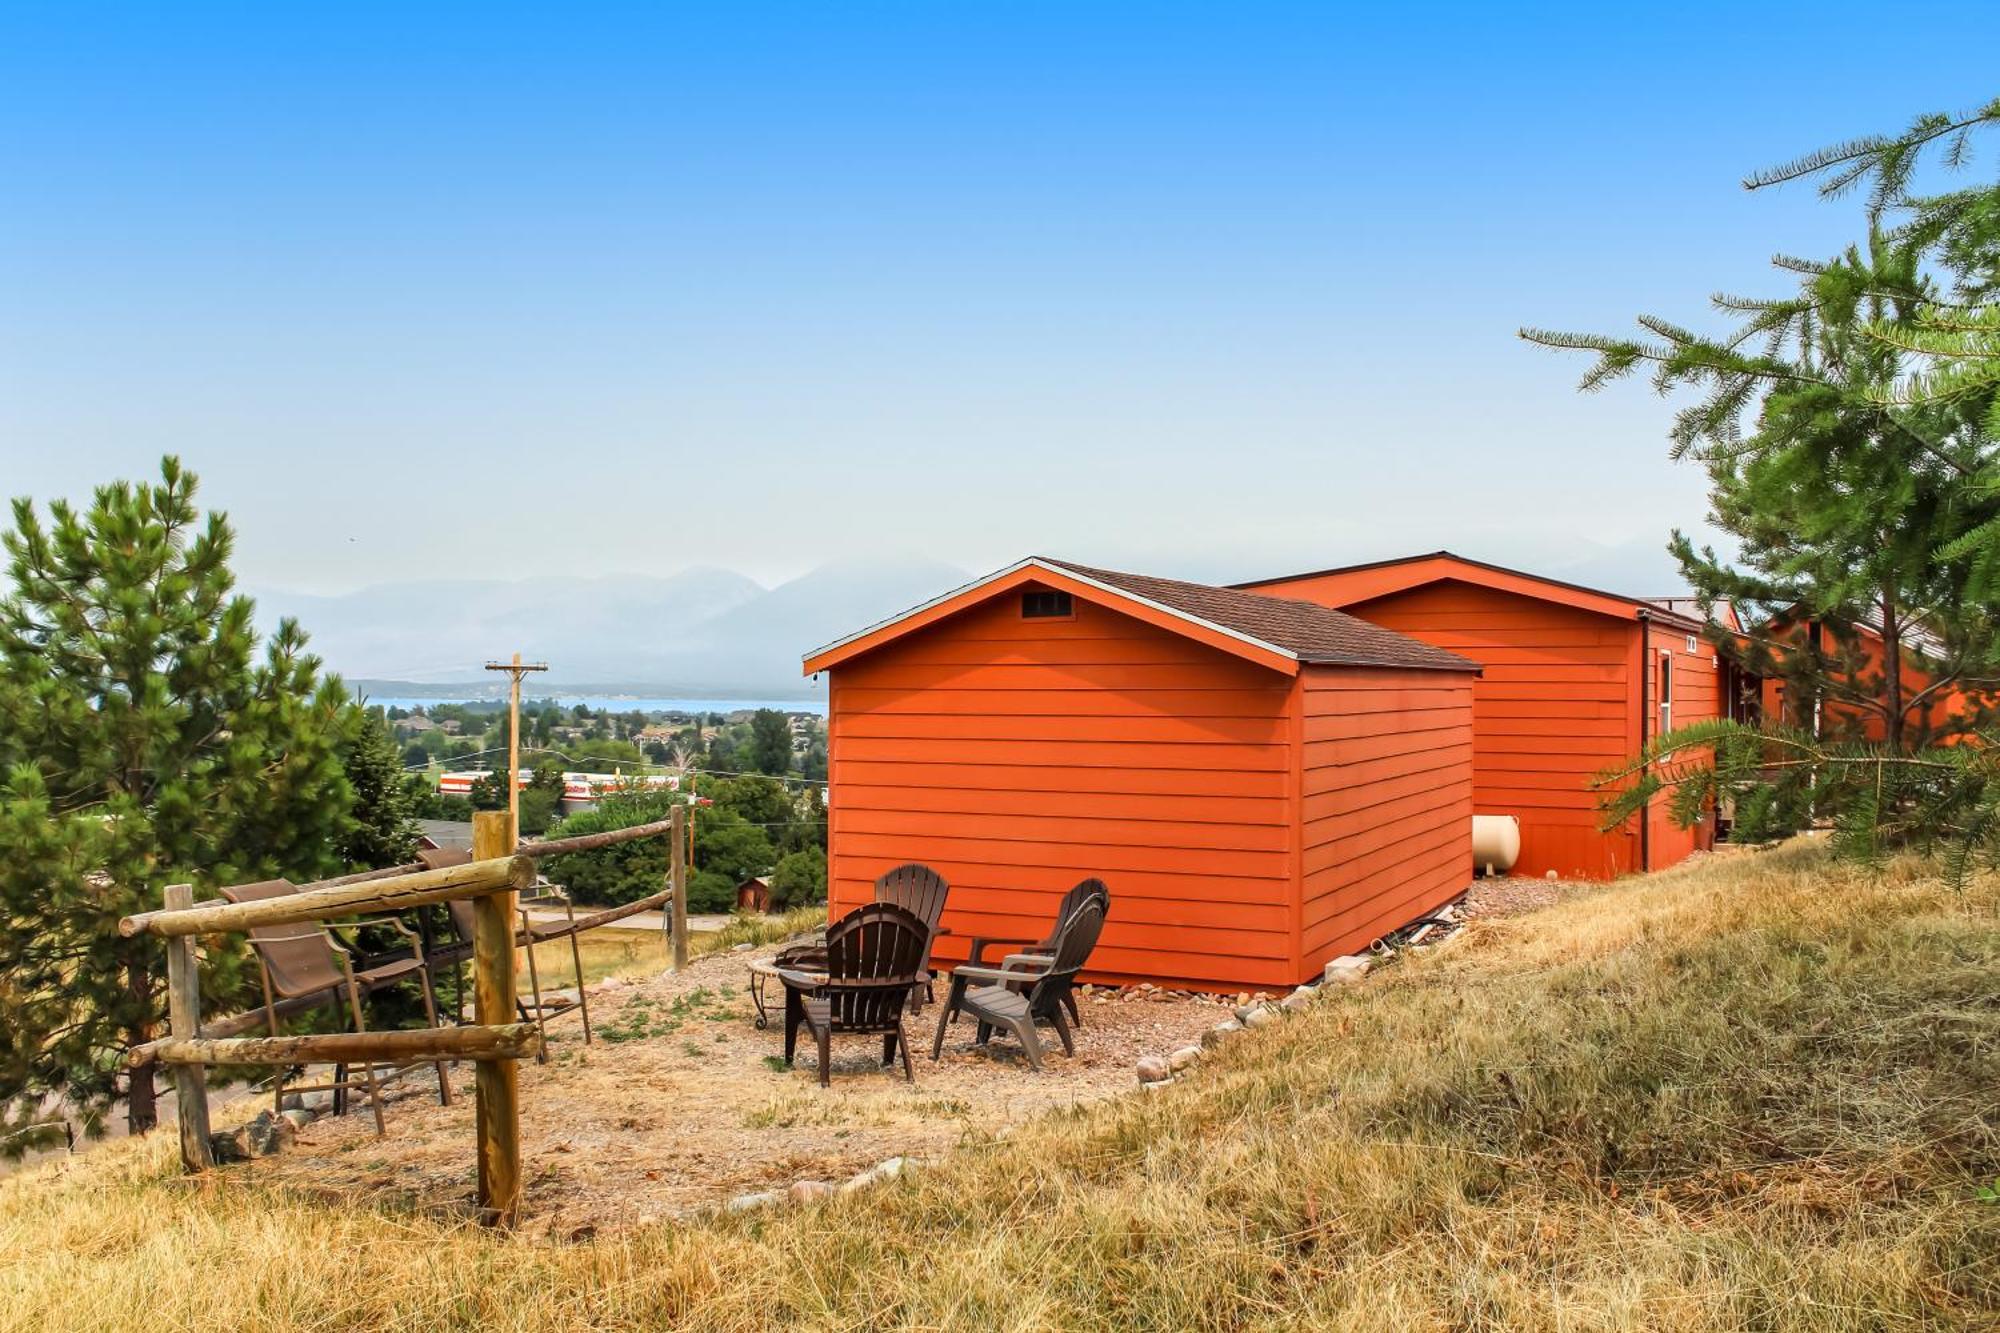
[778,902,929,1086]
[872,863,950,1007]
[931,896,1107,1070]
[220,878,450,1134]
[960,877,1109,1029]
[785,863,951,1006]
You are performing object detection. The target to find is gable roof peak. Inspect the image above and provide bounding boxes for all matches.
[804,555,1479,676]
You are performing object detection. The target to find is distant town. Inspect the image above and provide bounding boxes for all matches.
[385,696,828,789]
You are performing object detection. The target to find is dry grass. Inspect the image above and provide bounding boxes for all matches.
[242,945,1227,1230]
[520,905,826,989]
[3,845,1995,1331]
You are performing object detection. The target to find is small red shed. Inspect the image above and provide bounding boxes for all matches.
[803,557,1480,992]
[1235,552,1725,879]
[736,876,772,913]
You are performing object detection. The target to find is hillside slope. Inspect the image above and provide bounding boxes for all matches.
[2,843,1994,1331]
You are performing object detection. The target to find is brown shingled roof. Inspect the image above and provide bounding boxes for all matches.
[1040,558,1479,674]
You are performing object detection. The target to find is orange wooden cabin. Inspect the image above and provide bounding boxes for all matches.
[1236,552,1743,880]
[803,557,1481,992]
[1753,614,1987,745]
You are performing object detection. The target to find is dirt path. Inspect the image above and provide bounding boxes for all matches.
[246,940,1231,1236]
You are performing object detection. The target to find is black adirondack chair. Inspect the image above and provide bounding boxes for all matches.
[930,896,1106,1070]
[958,877,1109,1029]
[779,902,929,1087]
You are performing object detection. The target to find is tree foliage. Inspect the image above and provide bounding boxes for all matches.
[1541,97,2000,864]
[0,458,355,1150]
[769,845,827,910]
[338,708,421,869]
[746,708,795,776]
[1526,228,2000,754]
[539,787,674,906]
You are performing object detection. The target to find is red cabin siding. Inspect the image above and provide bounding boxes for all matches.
[827,592,1301,990]
[818,569,1479,992]
[1242,558,1723,880]
[1343,581,1643,878]
[1298,666,1474,970]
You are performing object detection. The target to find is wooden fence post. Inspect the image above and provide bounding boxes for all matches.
[471,810,521,1225]
[670,803,688,973]
[163,883,212,1172]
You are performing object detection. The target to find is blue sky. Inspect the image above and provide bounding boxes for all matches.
[3,3,1995,596]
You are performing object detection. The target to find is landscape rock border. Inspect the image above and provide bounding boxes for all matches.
[1129,905,1470,1088]
[724,1155,922,1218]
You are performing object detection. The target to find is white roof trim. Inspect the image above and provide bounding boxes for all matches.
[802,556,1299,670]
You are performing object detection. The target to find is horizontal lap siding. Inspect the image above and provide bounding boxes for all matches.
[827,592,1298,990]
[1333,582,1639,879]
[1298,667,1473,973]
[1645,624,1722,871]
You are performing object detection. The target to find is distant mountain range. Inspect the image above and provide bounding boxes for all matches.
[253,558,972,698]
[254,537,1700,701]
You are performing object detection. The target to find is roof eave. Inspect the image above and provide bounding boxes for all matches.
[803,557,1303,677]
[1235,550,1709,631]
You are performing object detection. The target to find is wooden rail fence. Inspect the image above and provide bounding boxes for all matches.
[119,806,690,1227]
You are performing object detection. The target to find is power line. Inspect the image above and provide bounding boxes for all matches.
[400,745,828,788]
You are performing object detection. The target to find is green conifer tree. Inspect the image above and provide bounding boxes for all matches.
[0,458,355,1150]
[1527,97,2000,866]
[1525,225,1999,753]
[338,707,422,870]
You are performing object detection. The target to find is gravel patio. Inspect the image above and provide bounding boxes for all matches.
[242,938,1235,1237]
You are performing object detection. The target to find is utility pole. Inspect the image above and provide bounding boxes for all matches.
[483,652,548,842]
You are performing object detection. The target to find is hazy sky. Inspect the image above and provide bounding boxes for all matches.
[4,4,1995,596]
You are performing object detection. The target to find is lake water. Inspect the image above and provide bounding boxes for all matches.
[364,695,827,716]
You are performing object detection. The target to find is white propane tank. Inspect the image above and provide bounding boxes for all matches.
[1471,814,1521,876]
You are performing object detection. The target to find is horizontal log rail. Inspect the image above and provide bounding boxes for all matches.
[515,816,678,860]
[138,1021,541,1068]
[120,855,536,938]
[115,859,431,932]
[136,810,686,1226]
[126,885,680,1063]
[121,816,676,936]
[424,885,678,967]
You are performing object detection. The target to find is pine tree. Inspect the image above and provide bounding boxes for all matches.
[338,707,421,870]
[0,458,355,1151]
[1531,97,2000,867]
[1524,226,2000,753]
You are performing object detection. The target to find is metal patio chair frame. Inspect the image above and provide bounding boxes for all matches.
[219,878,452,1135]
[419,847,592,1057]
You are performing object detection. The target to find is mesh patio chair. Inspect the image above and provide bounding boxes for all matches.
[930,896,1106,1071]
[778,902,929,1087]
[958,877,1109,1030]
[219,878,451,1134]
[418,847,592,1055]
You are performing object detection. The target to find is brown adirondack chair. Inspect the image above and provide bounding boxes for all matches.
[778,902,929,1087]
[931,896,1106,1070]
[779,863,950,1003]
[220,878,451,1134]
[958,877,1109,1029]
[871,862,950,1006]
